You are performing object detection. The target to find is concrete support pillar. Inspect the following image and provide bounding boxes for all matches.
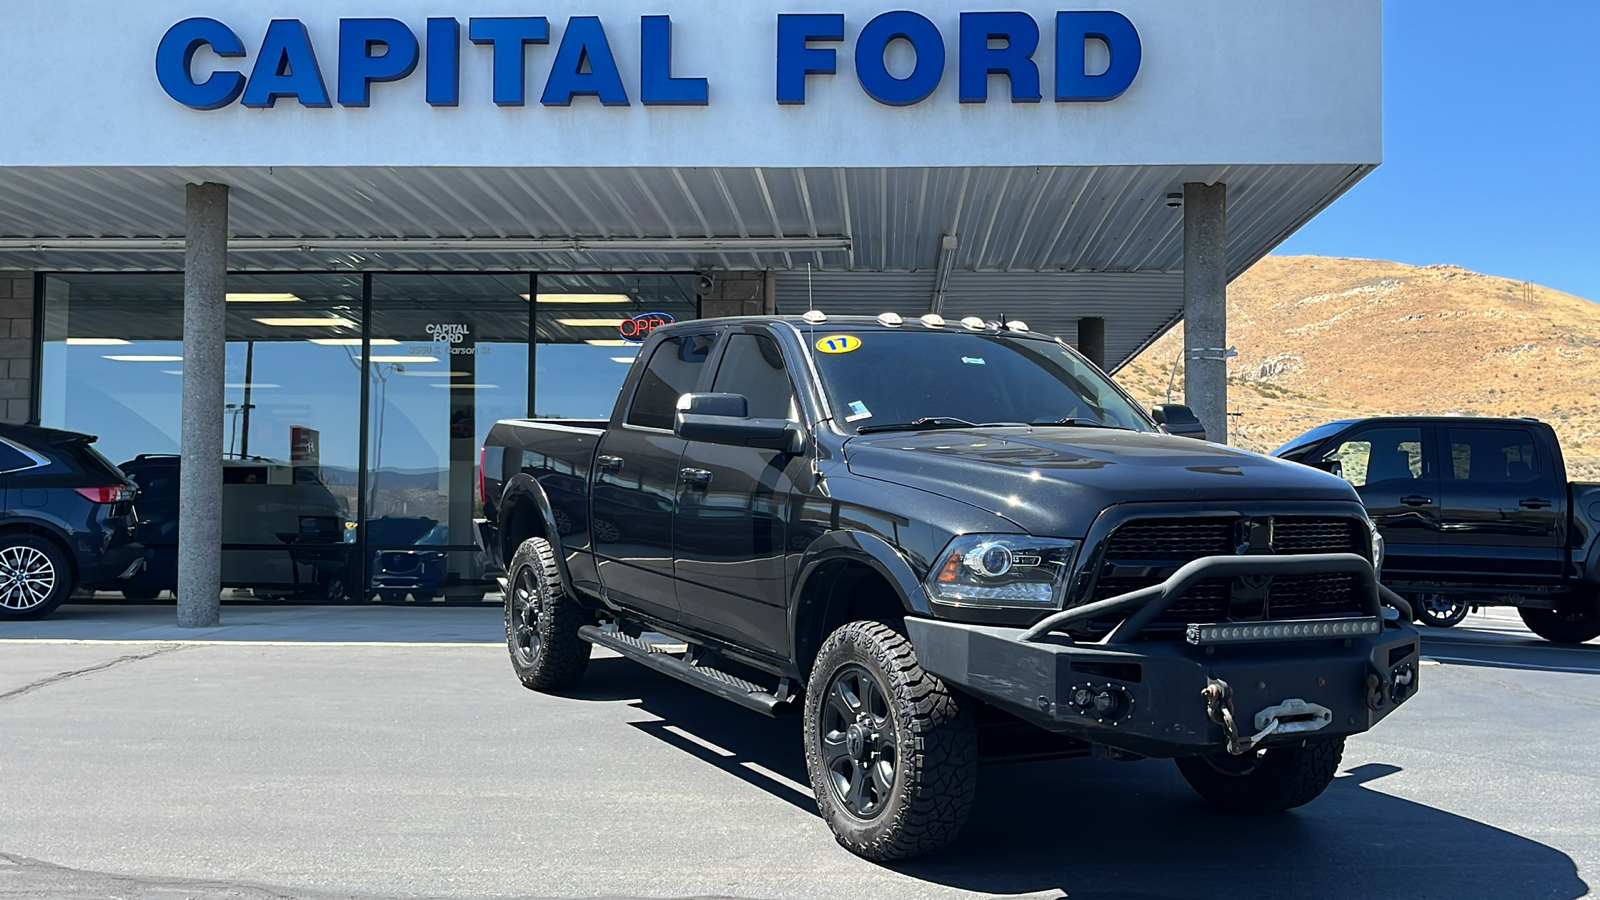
[178,183,228,627]
[1182,182,1227,444]
[1076,316,1106,370]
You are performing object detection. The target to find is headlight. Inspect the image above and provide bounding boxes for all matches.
[927,534,1079,609]
[1367,518,1384,572]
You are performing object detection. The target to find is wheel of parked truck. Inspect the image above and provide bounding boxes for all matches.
[1519,591,1600,644]
[803,620,978,862]
[1175,736,1344,813]
[1415,593,1469,628]
[0,534,74,621]
[505,537,591,690]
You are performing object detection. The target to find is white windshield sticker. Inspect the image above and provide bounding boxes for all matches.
[961,356,986,365]
[845,401,872,422]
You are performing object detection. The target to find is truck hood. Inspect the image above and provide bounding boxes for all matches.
[843,427,1362,537]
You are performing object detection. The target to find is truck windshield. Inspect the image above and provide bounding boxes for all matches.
[807,330,1156,435]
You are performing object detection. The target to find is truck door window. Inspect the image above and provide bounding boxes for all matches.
[710,333,796,420]
[625,333,717,430]
[1446,428,1541,483]
[1319,427,1423,488]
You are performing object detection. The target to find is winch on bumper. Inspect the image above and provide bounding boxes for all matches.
[905,553,1421,759]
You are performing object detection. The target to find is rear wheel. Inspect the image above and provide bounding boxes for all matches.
[1176,737,1344,813]
[1519,592,1600,644]
[1415,593,1469,628]
[505,537,591,690]
[0,535,74,620]
[803,620,977,861]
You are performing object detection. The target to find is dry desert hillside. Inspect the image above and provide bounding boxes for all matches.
[1118,256,1600,479]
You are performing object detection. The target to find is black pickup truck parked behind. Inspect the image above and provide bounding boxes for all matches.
[479,314,1420,860]
[1274,416,1600,643]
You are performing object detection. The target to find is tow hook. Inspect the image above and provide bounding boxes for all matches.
[1203,678,1332,756]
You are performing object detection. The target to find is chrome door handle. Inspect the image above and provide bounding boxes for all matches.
[1519,498,1552,509]
[679,467,712,486]
[1400,495,1433,507]
[596,455,624,471]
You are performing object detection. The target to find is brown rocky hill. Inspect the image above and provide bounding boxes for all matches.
[1118,255,1600,479]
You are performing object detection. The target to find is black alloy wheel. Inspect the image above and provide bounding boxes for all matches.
[1416,593,1469,628]
[803,620,977,861]
[818,664,899,819]
[504,537,590,690]
[0,535,73,620]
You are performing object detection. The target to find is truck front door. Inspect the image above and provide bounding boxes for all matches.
[590,331,718,622]
[1436,425,1565,587]
[672,328,805,658]
[1315,424,1440,585]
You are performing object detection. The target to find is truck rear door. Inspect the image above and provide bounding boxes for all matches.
[1313,423,1440,585]
[589,331,718,622]
[1436,424,1565,587]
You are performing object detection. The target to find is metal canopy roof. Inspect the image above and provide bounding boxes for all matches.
[0,161,1369,368]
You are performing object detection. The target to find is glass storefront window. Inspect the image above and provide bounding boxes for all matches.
[535,274,699,420]
[35,270,699,604]
[41,273,364,601]
[367,274,530,601]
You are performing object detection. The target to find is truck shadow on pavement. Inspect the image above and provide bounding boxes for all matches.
[570,657,1589,900]
[1421,632,1600,675]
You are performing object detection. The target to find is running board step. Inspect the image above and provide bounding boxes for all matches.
[578,625,792,717]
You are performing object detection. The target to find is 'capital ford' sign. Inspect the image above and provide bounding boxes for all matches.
[155,11,1140,111]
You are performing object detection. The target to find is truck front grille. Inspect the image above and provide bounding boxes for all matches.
[1085,515,1369,636]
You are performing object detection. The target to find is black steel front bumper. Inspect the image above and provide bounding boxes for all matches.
[905,553,1422,758]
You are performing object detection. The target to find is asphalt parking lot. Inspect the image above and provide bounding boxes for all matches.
[1,605,1595,900]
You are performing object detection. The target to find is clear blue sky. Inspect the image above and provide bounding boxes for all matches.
[1276,0,1600,301]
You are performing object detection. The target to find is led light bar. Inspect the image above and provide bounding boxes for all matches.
[1185,617,1383,645]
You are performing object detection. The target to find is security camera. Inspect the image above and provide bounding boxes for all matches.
[1165,192,1183,209]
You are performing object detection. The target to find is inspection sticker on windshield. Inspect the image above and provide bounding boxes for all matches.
[961,356,986,365]
[845,401,873,422]
[816,334,862,354]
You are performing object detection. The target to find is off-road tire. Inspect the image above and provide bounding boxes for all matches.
[803,620,977,861]
[1176,737,1344,813]
[0,534,74,620]
[1519,593,1600,644]
[1415,593,1469,628]
[505,537,591,690]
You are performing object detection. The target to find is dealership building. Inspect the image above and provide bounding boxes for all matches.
[0,1,1380,616]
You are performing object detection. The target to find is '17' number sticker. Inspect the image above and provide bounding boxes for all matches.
[816,334,861,354]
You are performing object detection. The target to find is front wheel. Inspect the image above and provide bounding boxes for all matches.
[803,621,977,862]
[1519,593,1600,644]
[1176,737,1344,813]
[1415,593,1469,628]
[0,535,74,620]
[505,537,591,690]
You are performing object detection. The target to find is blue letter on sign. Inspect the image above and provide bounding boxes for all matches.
[855,11,944,107]
[775,14,844,105]
[468,17,550,106]
[640,16,707,106]
[156,17,247,110]
[426,18,460,107]
[1055,10,1140,101]
[242,19,331,108]
[542,17,630,106]
[338,19,419,107]
[958,11,1040,103]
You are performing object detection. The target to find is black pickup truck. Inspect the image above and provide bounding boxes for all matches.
[479,314,1420,860]
[1274,417,1600,643]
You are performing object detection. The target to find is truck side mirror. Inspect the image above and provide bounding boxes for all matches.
[1151,404,1207,441]
[674,393,804,454]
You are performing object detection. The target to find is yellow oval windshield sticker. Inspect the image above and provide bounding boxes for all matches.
[816,334,862,354]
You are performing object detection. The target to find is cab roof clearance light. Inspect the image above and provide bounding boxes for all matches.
[959,316,986,331]
[920,314,946,328]
[1185,617,1383,646]
[877,311,903,326]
